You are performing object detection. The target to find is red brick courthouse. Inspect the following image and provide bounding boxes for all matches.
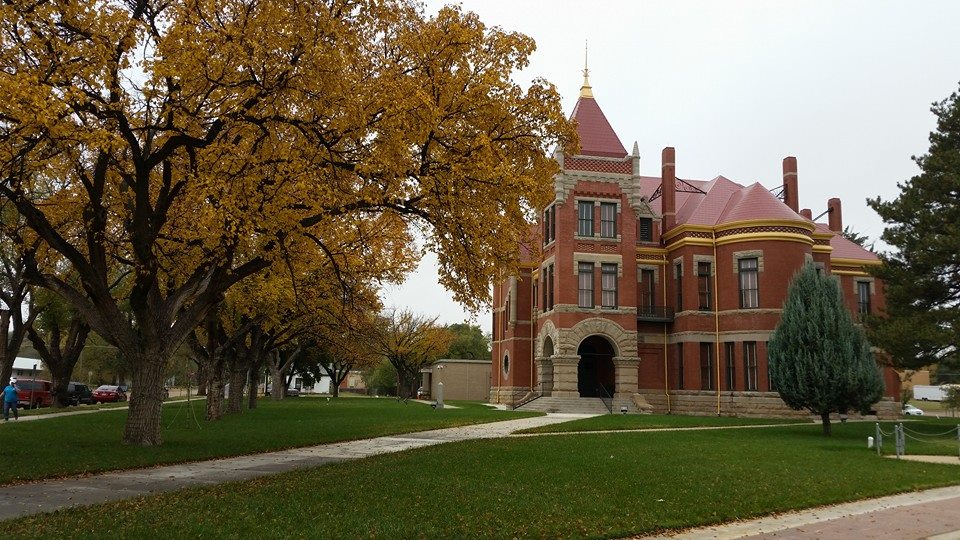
[490,74,901,417]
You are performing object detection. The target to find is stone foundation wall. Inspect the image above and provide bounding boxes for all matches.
[489,386,531,406]
[635,390,901,420]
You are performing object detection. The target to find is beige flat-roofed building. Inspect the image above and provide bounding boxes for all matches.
[421,359,491,402]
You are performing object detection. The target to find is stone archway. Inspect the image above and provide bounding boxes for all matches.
[577,335,616,398]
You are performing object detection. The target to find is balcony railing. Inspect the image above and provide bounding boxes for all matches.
[637,305,675,322]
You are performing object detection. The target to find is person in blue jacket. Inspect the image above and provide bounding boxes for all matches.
[3,378,19,421]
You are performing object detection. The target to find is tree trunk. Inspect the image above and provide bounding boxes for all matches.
[196,362,208,396]
[331,382,340,398]
[227,368,245,413]
[270,363,285,400]
[247,370,258,409]
[820,411,832,436]
[49,368,72,408]
[122,359,166,446]
[206,368,226,421]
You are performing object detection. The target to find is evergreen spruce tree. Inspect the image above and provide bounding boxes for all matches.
[768,263,884,435]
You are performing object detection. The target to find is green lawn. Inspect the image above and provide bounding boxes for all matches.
[4,421,958,537]
[517,413,801,433]
[0,397,538,485]
[882,416,960,456]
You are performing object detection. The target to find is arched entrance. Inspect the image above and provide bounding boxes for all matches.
[577,335,615,398]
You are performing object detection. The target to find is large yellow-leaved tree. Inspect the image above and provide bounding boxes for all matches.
[0,0,573,445]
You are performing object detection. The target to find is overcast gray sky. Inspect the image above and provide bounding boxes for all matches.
[380,0,960,325]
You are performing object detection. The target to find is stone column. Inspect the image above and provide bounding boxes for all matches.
[551,355,581,398]
[535,357,553,396]
[613,356,641,400]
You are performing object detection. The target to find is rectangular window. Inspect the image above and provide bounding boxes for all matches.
[578,201,594,237]
[601,263,618,308]
[700,342,714,391]
[697,261,712,310]
[541,272,548,311]
[677,343,684,390]
[533,281,538,310]
[724,342,735,390]
[675,262,683,311]
[638,217,653,242]
[543,206,556,244]
[639,269,655,313]
[578,262,594,308]
[857,281,871,315]
[738,258,759,308]
[744,341,758,391]
[600,202,617,238]
[548,264,555,311]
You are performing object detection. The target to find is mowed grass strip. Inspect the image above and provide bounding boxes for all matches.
[4,422,958,538]
[0,397,538,485]
[517,413,800,433]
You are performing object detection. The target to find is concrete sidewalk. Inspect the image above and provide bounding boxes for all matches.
[6,397,205,423]
[648,485,960,540]
[0,412,590,521]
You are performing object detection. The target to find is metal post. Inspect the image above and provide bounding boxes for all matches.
[876,422,882,456]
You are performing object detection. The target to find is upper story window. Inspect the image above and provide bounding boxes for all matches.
[738,258,759,308]
[577,201,593,237]
[542,264,555,312]
[543,205,556,245]
[697,262,712,310]
[638,217,653,242]
[600,202,617,238]
[601,263,618,308]
[857,281,871,315]
[578,262,594,308]
[639,268,655,310]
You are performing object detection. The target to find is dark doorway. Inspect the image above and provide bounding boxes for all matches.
[577,336,615,398]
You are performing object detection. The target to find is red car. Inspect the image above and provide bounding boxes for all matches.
[92,385,128,404]
[15,379,53,409]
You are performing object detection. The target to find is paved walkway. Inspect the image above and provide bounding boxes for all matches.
[7,397,204,423]
[0,412,590,521]
[648,484,960,540]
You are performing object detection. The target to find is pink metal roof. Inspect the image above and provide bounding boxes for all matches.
[813,223,880,262]
[570,96,627,158]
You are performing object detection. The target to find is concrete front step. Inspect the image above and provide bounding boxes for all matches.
[516,396,612,414]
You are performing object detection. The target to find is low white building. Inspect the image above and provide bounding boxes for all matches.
[12,357,44,379]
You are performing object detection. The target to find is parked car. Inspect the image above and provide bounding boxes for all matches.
[903,404,924,416]
[14,379,53,409]
[65,382,95,406]
[92,385,128,404]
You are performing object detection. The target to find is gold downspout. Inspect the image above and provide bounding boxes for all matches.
[663,259,671,414]
[713,231,721,416]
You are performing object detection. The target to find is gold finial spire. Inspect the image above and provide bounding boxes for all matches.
[580,40,593,98]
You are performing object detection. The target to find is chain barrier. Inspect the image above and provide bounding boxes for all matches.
[876,422,960,459]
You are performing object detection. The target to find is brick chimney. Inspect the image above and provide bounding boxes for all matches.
[800,208,812,220]
[782,156,799,213]
[661,147,676,231]
[827,198,843,232]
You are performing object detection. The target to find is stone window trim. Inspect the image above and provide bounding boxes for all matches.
[673,256,684,277]
[731,250,765,274]
[637,264,660,283]
[574,234,622,243]
[693,254,716,276]
[572,253,623,277]
[853,276,876,295]
[502,353,510,377]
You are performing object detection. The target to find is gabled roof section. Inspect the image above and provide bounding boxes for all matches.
[570,96,627,158]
